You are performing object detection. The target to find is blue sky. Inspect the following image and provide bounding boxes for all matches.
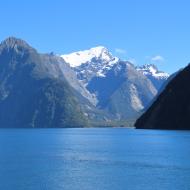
[0,0,190,73]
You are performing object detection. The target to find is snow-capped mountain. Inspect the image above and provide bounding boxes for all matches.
[61,46,118,68]
[61,46,119,85]
[136,64,169,90]
[61,47,169,119]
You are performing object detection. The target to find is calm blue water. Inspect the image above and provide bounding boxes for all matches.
[0,128,190,190]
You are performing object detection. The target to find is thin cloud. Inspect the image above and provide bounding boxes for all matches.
[151,55,164,62]
[115,48,127,55]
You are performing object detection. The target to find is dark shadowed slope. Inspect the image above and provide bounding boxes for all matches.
[135,64,190,130]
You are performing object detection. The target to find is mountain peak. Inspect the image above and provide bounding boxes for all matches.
[61,46,117,67]
[0,37,32,51]
[136,64,169,79]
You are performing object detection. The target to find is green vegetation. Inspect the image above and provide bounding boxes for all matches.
[90,119,135,128]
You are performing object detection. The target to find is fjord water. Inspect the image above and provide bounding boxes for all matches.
[0,129,190,190]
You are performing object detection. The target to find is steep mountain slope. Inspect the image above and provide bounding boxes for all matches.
[135,64,190,130]
[87,61,157,119]
[61,47,164,119]
[0,37,88,128]
[147,70,180,109]
[57,57,97,105]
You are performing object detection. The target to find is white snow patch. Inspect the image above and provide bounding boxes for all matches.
[137,64,169,79]
[61,46,116,67]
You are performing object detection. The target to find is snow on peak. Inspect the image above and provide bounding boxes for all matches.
[136,64,169,79]
[61,46,117,67]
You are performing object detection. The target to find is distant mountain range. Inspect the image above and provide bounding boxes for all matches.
[0,37,170,127]
[61,46,169,120]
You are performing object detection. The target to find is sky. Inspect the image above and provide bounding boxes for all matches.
[0,0,190,74]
